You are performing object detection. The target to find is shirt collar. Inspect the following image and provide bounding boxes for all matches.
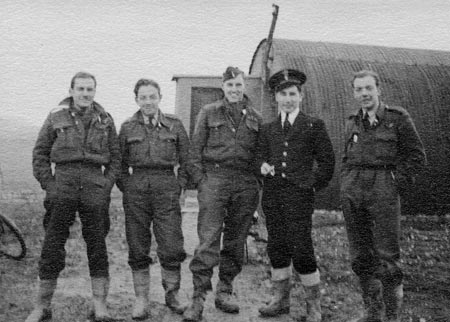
[280,107,300,124]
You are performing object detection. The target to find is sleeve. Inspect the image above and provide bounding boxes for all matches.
[116,123,129,192]
[175,120,190,189]
[312,119,335,191]
[103,117,121,189]
[187,107,209,186]
[396,111,426,184]
[32,114,56,190]
[254,123,270,177]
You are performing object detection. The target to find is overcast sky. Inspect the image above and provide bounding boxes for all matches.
[1,0,450,127]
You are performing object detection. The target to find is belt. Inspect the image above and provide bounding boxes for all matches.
[204,163,252,175]
[129,166,174,175]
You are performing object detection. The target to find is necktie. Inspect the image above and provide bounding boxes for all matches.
[362,113,370,130]
[283,113,291,135]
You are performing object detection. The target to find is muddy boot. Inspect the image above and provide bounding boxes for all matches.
[182,293,205,322]
[304,284,322,322]
[214,279,239,314]
[383,283,403,322]
[25,279,57,322]
[258,278,290,317]
[350,276,384,322]
[131,269,150,320]
[162,268,186,314]
[91,277,111,322]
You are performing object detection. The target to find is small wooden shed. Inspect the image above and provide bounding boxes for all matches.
[173,38,450,215]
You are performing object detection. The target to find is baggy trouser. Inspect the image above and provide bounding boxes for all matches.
[215,279,239,314]
[91,277,111,322]
[131,268,150,320]
[162,268,186,314]
[301,270,322,322]
[25,279,57,322]
[258,267,291,317]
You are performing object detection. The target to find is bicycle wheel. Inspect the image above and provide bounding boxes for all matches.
[0,213,26,260]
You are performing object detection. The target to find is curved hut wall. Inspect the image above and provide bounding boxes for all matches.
[250,38,450,215]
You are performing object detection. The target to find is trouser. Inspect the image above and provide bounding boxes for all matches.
[189,170,259,294]
[340,168,403,285]
[39,163,112,280]
[262,178,317,274]
[123,169,186,271]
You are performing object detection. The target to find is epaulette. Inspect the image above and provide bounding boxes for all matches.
[50,106,67,114]
[385,105,406,115]
[164,113,180,120]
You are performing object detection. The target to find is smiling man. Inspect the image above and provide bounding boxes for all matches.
[183,66,262,322]
[29,71,121,322]
[341,70,426,322]
[257,69,335,322]
[117,78,190,320]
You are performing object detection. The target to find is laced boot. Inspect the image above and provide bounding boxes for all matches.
[91,277,111,322]
[131,269,150,320]
[25,279,57,322]
[214,279,239,314]
[304,284,322,322]
[384,283,403,322]
[349,276,384,322]
[161,268,186,314]
[182,293,205,322]
[258,278,290,317]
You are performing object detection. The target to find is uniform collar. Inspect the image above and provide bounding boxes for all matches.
[135,108,171,128]
[280,107,300,125]
[59,97,107,118]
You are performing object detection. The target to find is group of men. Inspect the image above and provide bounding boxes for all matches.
[26,66,425,322]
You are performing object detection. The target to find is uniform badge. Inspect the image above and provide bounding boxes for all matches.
[283,70,289,81]
[353,134,358,143]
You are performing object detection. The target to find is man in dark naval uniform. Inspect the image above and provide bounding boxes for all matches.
[29,71,121,322]
[341,70,426,322]
[257,69,335,322]
[183,66,263,322]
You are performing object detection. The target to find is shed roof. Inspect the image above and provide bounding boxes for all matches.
[249,38,450,75]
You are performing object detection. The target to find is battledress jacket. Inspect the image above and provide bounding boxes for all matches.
[188,95,263,184]
[118,110,190,189]
[341,103,426,184]
[32,97,121,190]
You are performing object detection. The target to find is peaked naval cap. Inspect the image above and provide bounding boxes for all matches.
[269,69,307,92]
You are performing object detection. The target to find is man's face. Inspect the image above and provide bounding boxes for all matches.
[69,77,96,109]
[275,85,302,114]
[135,85,161,117]
[222,74,245,103]
[353,76,380,111]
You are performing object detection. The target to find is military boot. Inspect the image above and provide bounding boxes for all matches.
[349,276,384,322]
[304,284,322,322]
[214,279,239,314]
[91,277,111,322]
[131,269,150,320]
[383,283,403,322]
[182,293,205,322]
[162,268,187,314]
[25,279,57,322]
[258,278,290,317]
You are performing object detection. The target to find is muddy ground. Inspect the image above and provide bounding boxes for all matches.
[1,192,449,322]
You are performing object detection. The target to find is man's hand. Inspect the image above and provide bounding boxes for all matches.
[261,162,275,176]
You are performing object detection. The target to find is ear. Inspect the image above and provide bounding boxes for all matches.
[135,97,139,104]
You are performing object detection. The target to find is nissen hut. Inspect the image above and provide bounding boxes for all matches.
[173,38,450,216]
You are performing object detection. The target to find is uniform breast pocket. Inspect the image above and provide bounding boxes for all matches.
[345,132,362,161]
[88,123,109,152]
[207,121,226,147]
[127,136,146,162]
[159,132,177,161]
[375,129,398,161]
[54,123,77,149]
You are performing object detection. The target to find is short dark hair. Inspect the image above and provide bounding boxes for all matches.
[70,71,97,89]
[134,78,161,97]
[352,70,380,87]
